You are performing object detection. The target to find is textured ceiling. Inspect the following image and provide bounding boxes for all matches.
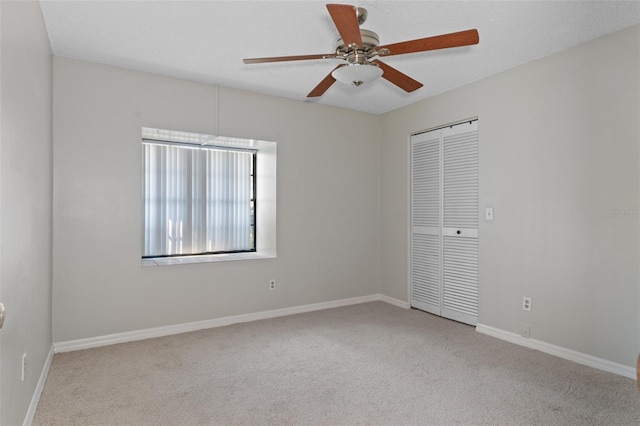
[39,1,640,114]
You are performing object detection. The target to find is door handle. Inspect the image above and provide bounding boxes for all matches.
[0,303,5,330]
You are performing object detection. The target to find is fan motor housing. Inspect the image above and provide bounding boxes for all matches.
[335,29,380,54]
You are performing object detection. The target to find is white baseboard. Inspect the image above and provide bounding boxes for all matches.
[52,299,636,381]
[55,294,398,353]
[476,323,636,380]
[378,294,410,309]
[23,344,54,426]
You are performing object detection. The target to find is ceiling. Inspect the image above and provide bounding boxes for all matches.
[39,1,640,115]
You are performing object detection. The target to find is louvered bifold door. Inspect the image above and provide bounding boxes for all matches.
[441,121,479,326]
[410,130,442,316]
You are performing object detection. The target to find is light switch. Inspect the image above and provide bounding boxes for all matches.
[485,207,494,221]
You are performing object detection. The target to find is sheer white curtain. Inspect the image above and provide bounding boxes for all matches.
[143,142,253,257]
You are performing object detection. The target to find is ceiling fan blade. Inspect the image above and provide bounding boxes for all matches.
[326,4,363,47]
[376,29,479,57]
[243,53,337,64]
[372,60,423,93]
[307,64,345,97]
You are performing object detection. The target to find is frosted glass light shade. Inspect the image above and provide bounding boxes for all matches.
[332,64,383,86]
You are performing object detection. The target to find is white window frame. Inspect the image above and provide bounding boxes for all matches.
[141,127,277,266]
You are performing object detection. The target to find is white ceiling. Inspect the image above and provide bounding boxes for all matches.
[39,1,640,114]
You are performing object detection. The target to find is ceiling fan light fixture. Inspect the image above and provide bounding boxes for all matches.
[243,4,479,98]
[332,63,383,87]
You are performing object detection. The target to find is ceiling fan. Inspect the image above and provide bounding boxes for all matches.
[243,4,479,98]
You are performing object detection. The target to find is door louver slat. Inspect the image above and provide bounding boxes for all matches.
[443,129,478,230]
[411,233,440,307]
[412,136,440,228]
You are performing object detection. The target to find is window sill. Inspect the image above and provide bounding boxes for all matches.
[141,251,276,267]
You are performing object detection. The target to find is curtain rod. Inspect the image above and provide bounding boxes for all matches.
[142,138,258,154]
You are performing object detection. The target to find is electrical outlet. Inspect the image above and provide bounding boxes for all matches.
[21,353,27,382]
[269,279,276,290]
[521,324,530,338]
[523,296,532,312]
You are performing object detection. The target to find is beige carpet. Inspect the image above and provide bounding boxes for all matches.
[34,302,640,425]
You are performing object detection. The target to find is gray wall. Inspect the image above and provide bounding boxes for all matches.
[380,25,640,368]
[0,1,53,425]
[52,58,381,342]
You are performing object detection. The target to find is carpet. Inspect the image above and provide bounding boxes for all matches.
[33,302,640,425]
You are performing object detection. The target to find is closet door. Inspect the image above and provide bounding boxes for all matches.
[410,121,479,326]
[410,130,441,316]
[441,122,479,326]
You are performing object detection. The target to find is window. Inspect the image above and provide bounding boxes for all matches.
[141,127,276,264]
